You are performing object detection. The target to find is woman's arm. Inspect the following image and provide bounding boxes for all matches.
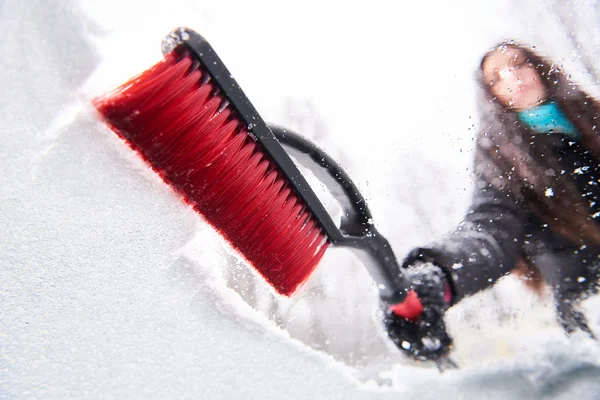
[403,179,526,305]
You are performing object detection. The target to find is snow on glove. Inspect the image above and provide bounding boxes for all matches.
[382,262,452,361]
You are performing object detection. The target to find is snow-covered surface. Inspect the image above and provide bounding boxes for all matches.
[2,0,600,398]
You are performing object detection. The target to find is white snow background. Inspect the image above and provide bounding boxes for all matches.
[2,0,600,398]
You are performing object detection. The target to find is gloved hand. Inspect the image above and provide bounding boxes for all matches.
[382,262,452,361]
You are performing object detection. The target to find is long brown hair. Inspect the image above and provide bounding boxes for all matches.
[476,42,600,246]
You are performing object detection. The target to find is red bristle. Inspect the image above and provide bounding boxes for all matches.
[94,51,330,296]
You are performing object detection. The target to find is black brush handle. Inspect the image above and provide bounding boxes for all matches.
[163,27,408,303]
[267,124,370,238]
[270,125,408,303]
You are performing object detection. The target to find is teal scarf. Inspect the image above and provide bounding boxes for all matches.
[517,100,579,138]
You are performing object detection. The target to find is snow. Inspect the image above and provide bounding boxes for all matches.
[2,0,600,398]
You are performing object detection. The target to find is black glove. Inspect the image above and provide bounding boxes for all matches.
[382,262,452,361]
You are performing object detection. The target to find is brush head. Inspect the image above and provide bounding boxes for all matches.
[94,47,329,296]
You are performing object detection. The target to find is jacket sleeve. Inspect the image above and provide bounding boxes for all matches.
[402,179,526,305]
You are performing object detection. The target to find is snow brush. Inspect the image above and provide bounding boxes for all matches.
[93,27,411,305]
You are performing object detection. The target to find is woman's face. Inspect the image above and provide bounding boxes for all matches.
[481,46,548,110]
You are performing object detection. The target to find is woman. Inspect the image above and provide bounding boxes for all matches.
[384,42,600,361]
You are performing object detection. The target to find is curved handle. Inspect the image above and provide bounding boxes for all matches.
[268,124,372,239]
[269,124,409,303]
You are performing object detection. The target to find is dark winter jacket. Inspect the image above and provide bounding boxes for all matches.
[403,133,600,307]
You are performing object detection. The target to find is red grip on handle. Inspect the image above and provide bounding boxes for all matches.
[389,283,452,322]
[389,289,423,322]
